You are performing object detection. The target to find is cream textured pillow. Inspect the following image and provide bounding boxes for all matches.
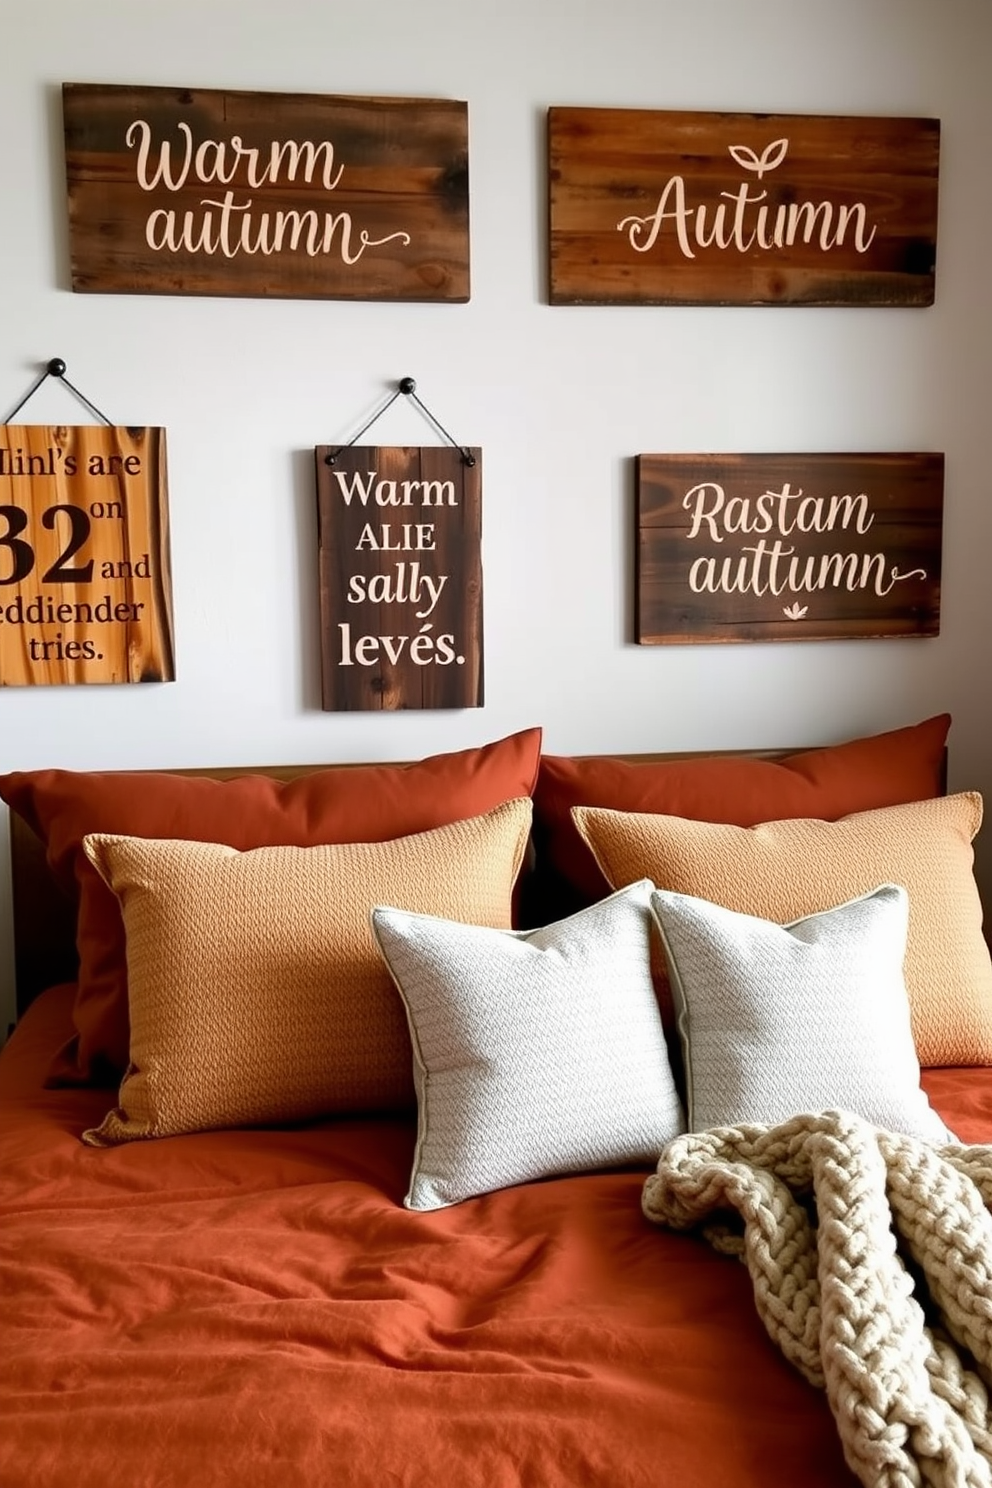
[574,793,992,1068]
[650,883,952,1142]
[80,798,533,1145]
[370,880,685,1211]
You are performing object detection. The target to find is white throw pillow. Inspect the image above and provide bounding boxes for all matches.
[649,882,952,1143]
[371,880,685,1210]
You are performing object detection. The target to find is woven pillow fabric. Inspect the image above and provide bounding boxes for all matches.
[650,883,951,1143]
[574,792,992,1068]
[0,727,542,1084]
[79,798,533,1145]
[533,714,950,911]
[371,880,685,1211]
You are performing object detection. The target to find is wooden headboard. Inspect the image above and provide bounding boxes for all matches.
[7,748,948,1016]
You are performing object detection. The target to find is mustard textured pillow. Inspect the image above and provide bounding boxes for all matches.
[80,798,532,1145]
[574,793,992,1069]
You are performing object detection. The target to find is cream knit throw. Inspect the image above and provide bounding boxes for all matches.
[642,1110,992,1488]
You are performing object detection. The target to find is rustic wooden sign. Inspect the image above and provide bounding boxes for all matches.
[549,108,940,306]
[62,83,470,302]
[637,452,943,645]
[315,445,482,710]
[0,425,174,685]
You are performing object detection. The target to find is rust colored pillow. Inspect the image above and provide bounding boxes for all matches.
[533,715,950,911]
[0,728,542,1083]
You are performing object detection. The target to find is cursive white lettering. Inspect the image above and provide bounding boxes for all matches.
[689,540,925,599]
[617,136,878,260]
[126,120,346,193]
[127,119,193,191]
[143,195,410,264]
[128,117,408,267]
[682,482,874,543]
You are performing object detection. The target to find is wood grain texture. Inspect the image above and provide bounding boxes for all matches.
[636,452,943,644]
[549,108,939,306]
[315,445,482,710]
[0,425,174,685]
[63,83,469,301]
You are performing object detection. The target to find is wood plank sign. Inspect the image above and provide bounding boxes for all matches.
[315,446,482,710]
[549,108,940,306]
[0,426,174,685]
[62,83,470,302]
[636,452,943,645]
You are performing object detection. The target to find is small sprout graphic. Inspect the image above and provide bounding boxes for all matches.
[782,602,808,620]
[728,138,789,178]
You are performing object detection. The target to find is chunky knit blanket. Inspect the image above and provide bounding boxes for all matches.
[642,1111,992,1488]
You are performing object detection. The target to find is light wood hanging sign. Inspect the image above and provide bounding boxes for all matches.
[636,452,943,645]
[549,108,940,306]
[0,425,174,685]
[315,445,482,711]
[62,83,470,302]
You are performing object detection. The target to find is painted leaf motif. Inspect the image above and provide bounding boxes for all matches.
[728,138,789,178]
[783,602,808,620]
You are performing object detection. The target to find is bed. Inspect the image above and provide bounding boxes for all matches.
[3,714,992,1488]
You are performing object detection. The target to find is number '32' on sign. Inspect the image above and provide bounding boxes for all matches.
[0,425,175,686]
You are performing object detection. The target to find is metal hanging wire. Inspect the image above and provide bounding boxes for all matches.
[324,377,476,467]
[3,358,113,426]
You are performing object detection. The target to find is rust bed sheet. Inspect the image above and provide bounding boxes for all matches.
[4,984,991,1488]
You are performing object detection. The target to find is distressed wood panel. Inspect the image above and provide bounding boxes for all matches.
[637,452,943,644]
[315,445,482,710]
[63,83,470,301]
[0,425,174,684]
[549,108,939,306]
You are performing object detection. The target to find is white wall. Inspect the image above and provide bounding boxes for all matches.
[2,0,990,1032]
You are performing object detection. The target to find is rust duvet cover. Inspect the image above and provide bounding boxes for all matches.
[4,984,992,1488]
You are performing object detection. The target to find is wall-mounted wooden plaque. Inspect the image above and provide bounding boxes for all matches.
[0,425,174,685]
[63,83,470,302]
[637,452,943,645]
[549,108,940,306]
[315,445,482,710]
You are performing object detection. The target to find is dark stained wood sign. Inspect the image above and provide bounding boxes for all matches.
[549,108,939,306]
[0,425,174,685]
[637,452,943,645]
[315,446,482,710]
[63,83,469,302]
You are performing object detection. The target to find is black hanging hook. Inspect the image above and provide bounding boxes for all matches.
[324,377,475,467]
[3,358,113,426]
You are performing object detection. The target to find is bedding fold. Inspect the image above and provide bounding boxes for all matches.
[6,985,992,1488]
